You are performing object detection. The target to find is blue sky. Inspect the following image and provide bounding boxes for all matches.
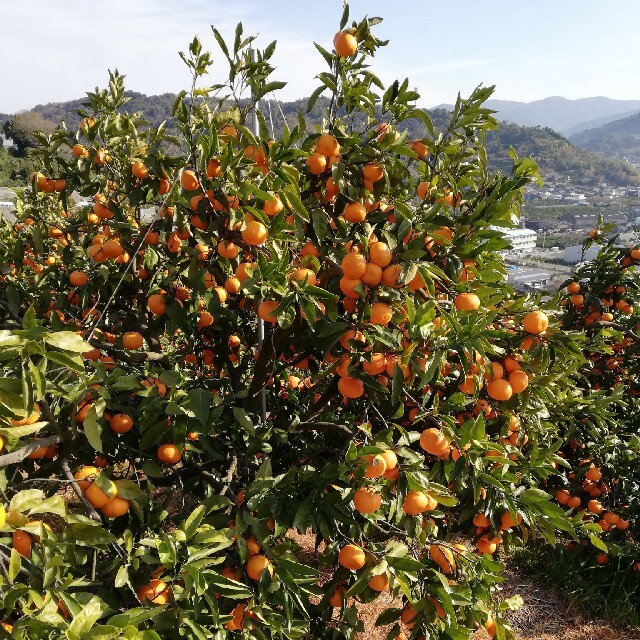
[1,0,640,113]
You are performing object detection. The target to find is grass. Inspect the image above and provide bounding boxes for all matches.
[513,544,640,628]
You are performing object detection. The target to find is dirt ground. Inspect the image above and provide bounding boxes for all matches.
[289,531,637,640]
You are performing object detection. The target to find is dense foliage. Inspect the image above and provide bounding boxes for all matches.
[0,7,637,639]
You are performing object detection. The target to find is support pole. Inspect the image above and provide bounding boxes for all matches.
[249,48,268,424]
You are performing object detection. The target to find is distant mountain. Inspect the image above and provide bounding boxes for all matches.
[434,97,640,136]
[570,111,640,164]
[2,93,640,188]
[481,121,640,186]
[564,108,640,138]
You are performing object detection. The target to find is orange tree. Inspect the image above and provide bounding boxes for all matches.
[540,233,640,589]
[0,6,627,639]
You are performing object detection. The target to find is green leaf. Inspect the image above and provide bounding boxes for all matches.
[29,495,66,517]
[83,626,123,640]
[46,350,85,373]
[83,406,103,452]
[183,505,206,540]
[391,363,404,408]
[28,359,46,400]
[108,606,168,628]
[8,548,21,583]
[233,407,254,432]
[159,370,181,387]
[589,534,608,553]
[22,305,37,330]
[68,596,106,640]
[375,607,402,626]
[114,565,130,589]
[45,331,92,353]
[10,489,45,513]
[0,420,48,438]
[385,555,425,572]
[188,389,210,426]
[66,524,116,547]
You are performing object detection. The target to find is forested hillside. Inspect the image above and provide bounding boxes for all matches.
[2,91,639,187]
[570,110,640,164]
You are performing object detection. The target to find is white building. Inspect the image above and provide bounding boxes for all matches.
[498,228,538,253]
[563,244,600,264]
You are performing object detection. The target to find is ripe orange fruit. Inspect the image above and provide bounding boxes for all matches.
[72,144,88,158]
[86,481,117,509]
[242,220,268,245]
[363,163,384,182]
[147,294,166,315]
[485,614,497,638]
[73,465,98,491]
[333,31,358,57]
[338,376,364,399]
[429,544,456,573]
[567,281,580,293]
[587,499,603,514]
[473,513,490,528]
[368,572,389,591]
[567,496,581,509]
[180,169,199,191]
[316,134,340,157]
[198,311,215,329]
[477,535,498,555]
[101,496,130,518]
[602,512,620,525]
[417,181,431,200]
[70,270,88,286]
[338,544,365,570]
[370,302,392,325]
[263,194,283,217]
[402,491,434,515]
[306,152,327,174]
[486,379,513,402]
[218,240,239,259]
[362,454,386,478]
[382,264,403,287]
[380,449,397,470]
[555,489,570,505]
[401,604,418,627]
[585,467,602,482]
[342,252,367,278]
[132,161,149,180]
[13,530,32,557]
[500,511,522,530]
[410,140,429,158]
[353,488,382,514]
[136,579,171,605]
[329,585,346,608]
[206,158,221,178]
[340,276,362,299]
[343,202,367,223]
[258,300,279,323]
[158,444,182,464]
[508,370,529,393]
[110,413,134,434]
[523,310,548,335]
[246,536,261,555]
[246,554,273,580]
[369,242,392,267]
[122,331,143,350]
[419,428,449,456]
[225,603,245,630]
[454,293,480,311]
